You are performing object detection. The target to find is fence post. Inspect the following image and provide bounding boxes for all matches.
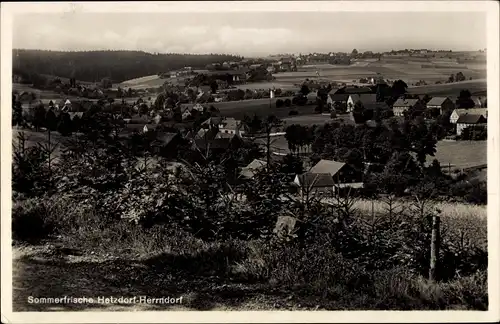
[429,215,441,281]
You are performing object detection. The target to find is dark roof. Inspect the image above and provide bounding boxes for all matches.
[297,173,335,188]
[156,132,178,146]
[328,93,350,102]
[456,114,487,124]
[350,94,377,105]
[393,98,419,107]
[426,97,450,106]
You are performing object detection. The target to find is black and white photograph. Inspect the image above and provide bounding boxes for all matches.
[1,1,499,322]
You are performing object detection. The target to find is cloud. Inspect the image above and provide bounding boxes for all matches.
[178,26,209,36]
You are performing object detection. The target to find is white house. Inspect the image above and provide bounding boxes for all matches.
[450,108,487,124]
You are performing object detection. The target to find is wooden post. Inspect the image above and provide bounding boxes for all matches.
[429,215,441,281]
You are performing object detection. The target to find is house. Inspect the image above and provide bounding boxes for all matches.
[456,114,487,136]
[450,108,488,124]
[327,93,350,110]
[309,159,363,183]
[219,117,244,135]
[239,159,267,179]
[346,94,377,112]
[293,173,336,197]
[392,98,420,117]
[426,97,455,115]
[202,117,244,135]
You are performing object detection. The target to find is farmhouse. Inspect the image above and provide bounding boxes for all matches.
[426,97,455,115]
[450,108,488,124]
[309,159,363,183]
[456,114,487,136]
[392,98,419,117]
[346,94,377,112]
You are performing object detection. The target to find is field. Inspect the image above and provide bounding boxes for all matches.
[407,79,487,97]
[431,140,487,169]
[117,57,486,96]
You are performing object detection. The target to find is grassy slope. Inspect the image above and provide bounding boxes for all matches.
[12,193,487,311]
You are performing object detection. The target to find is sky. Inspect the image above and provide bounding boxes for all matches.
[13,11,487,57]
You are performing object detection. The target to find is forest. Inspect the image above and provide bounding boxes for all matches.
[13,49,243,83]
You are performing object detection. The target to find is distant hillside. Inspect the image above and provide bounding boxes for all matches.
[13,49,243,83]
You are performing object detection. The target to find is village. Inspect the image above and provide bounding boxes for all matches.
[8,7,490,312]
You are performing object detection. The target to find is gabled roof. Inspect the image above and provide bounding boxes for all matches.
[309,159,346,177]
[453,108,487,117]
[156,132,178,146]
[239,159,267,179]
[328,93,350,102]
[350,94,377,105]
[393,98,419,107]
[201,116,224,127]
[456,114,487,124]
[296,173,335,188]
[426,97,450,106]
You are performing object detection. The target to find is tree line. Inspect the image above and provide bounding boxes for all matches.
[13,49,243,83]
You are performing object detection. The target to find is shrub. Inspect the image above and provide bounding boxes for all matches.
[276,99,284,108]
